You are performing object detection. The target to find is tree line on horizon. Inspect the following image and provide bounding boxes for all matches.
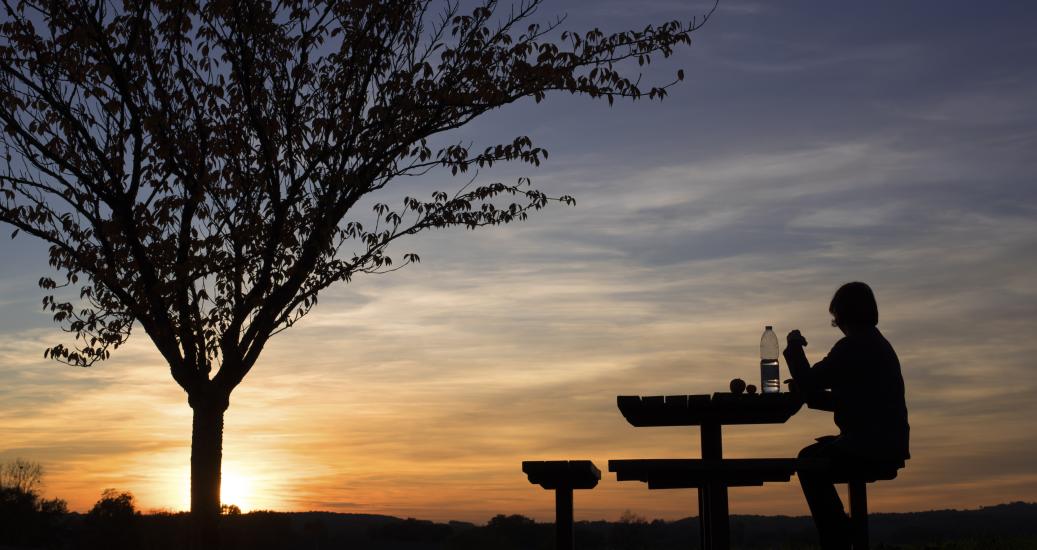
[4,459,1037,550]
[0,458,141,549]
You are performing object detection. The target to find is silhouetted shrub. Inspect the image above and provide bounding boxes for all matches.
[371,517,453,544]
[220,511,296,550]
[83,489,140,550]
[609,510,650,550]
[222,503,242,515]
[0,459,69,548]
[446,514,552,550]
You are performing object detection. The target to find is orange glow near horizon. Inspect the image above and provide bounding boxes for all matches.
[5,269,1036,524]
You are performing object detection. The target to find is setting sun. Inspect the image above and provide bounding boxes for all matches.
[220,469,254,512]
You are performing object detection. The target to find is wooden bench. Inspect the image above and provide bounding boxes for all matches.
[610,458,797,549]
[611,457,903,549]
[522,460,600,550]
[797,458,904,549]
[609,458,797,488]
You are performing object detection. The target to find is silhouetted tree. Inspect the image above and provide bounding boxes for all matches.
[447,514,550,550]
[0,459,69,548]
[0,1,714,546]
[610,510,650,550]
[221,503,242,516]
[0,457,43,494]
[84,488,140,550]
[0,484,39,546]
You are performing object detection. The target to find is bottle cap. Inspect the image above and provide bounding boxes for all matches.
[765,325,772,330]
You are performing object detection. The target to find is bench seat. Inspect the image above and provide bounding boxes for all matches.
[796,457,904,483]
[522,460,601,490]
[522,460,600,550]
[609,458,797,489]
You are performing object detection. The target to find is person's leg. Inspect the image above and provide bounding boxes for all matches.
[798,440,850,550]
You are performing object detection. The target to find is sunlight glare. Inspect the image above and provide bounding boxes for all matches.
[221,469,254,511]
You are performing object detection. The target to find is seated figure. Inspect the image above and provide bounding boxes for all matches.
[784,282,910,550]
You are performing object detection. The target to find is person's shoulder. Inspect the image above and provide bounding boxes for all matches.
[858,327,901,364]
[828,334,853,357]
[832,331,864,348]
[846,326,885,342]
[868,327,896,349]
[830,328,880,354]
[872,327,901,358]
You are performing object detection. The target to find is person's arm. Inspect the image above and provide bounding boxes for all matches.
[784,330,823,391]
[784,331,839,410]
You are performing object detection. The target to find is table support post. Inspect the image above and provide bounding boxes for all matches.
[701,422,722,459]
[699,422,730,549]
[709,481,729,549]
[555,487,574,550]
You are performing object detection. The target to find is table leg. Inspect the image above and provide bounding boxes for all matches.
[701,422,722,459]
[709,482,730,548]
[700,423,729,549]
[698,485,708,549]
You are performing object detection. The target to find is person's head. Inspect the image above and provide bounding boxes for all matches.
[829,282,878,334]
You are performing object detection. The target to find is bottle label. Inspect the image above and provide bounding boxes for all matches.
[760,360,780,393]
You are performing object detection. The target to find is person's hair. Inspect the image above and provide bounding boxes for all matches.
[829,282,879,328]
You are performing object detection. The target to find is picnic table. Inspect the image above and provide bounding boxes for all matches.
[609,392,803,550]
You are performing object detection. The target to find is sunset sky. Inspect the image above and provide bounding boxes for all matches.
[1,0,1036,523]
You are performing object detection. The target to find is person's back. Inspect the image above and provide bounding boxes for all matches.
[784,282,909,549]
[813,326,909,460]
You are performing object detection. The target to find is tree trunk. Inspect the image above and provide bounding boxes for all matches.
[190,393,228,549]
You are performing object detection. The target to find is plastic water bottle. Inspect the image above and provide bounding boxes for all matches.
[760,326,780,394]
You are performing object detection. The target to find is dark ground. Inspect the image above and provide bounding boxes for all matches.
[3,501,1037,549]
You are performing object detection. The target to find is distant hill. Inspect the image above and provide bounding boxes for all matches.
[3,502,1036,549]
[198,502,1037,549]
[288,503,1037,549]
[562,502,1037,549]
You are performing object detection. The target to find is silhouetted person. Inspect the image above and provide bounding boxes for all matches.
[784,282,909,549]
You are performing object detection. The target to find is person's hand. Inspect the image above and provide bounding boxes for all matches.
[786,329,808,347]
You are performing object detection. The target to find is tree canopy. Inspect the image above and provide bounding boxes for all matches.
[0,0,711,394]
[1,1,715,542]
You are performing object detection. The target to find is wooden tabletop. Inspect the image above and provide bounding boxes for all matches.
[617,393,803,427]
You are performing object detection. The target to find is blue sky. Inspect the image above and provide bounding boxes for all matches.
[1,0,1035,521]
